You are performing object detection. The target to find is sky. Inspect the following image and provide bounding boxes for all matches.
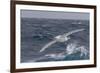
[21,10,90,20]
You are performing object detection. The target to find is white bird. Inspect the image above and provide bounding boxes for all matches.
[39,28,85,52]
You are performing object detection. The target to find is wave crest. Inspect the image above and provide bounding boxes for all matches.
[28,42,89,62]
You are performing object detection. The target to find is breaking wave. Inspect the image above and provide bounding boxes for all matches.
[28,42,89,62]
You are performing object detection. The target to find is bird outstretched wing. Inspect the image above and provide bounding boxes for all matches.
[39,28,85,53]
[39,40,57,52]
[63,28,85,37]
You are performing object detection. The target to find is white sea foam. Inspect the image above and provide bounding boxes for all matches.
[30,42,89,62]
[66,42,89,57]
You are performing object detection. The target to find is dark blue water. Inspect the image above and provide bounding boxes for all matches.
[21,18,89,63]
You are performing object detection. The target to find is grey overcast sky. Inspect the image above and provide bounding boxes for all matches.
[21,10,89,20]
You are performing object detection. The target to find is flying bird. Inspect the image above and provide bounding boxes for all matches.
[39,28,85,52]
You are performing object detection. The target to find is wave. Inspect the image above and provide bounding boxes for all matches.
[28,42,89,62]
[66,42,89,57]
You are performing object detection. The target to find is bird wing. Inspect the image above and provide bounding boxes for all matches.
[39,28,84,53]
[63,28,85,37]
[39,40,57,52]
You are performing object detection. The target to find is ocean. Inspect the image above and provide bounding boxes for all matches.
[21,18,89,63]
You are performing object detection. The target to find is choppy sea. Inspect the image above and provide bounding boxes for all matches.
[21,18,89,63]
